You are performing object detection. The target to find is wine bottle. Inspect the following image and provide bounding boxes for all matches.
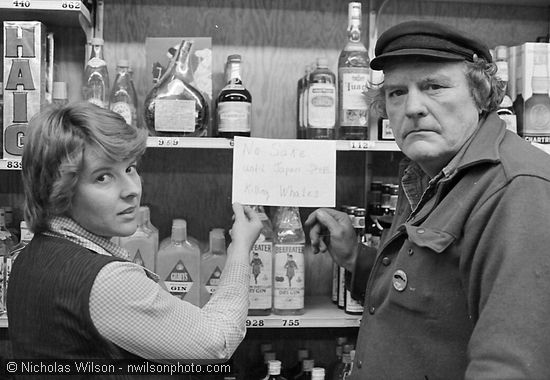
[216,54,252,138]
[83,38,110,109]
[110,59,139,129]
[306,58,336,140]
[144,39,209,137]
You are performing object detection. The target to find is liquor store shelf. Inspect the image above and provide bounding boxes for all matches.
[146,137,399,151]
[0,297,360,329]
[0,0,91,29]
[245,296,361,329]
[0,139,400,170]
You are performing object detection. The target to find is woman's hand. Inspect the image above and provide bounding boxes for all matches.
[229,203,263,255]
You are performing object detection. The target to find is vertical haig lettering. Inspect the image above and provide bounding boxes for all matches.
[3,21,46,159]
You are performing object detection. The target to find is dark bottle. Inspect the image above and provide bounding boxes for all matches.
[285,348,309,379]
[293,358,315,380]
[216,54,252,138]
[144,39,209,137]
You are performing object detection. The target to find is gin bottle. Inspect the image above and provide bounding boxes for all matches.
[144,40,209,137]
[273,206,305,315]
[200,228,227,307]
[83,38,110,109]
[110,60,138,129]
[156,219,201,306]
[306,58,336,140]
[249,205,274,316]
[119,207,157,272]
[338,2,370,140]
[216,54,252,138]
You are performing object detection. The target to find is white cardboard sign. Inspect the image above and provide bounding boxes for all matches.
[232,137,336,207]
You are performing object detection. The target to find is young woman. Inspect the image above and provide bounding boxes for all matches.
[8,102,262,364]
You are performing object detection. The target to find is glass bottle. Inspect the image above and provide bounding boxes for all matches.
[266,360,287,380]
[495,46,517,133]
[0,208,16,314]
[524,58,550,140]
[297,64,312,139]
[330,344,354,380]
[110,59,138,129]
[338,2,370,140]
[327,337,347,379]
[144,39,209,137]
[140,205,159,271]
[83,37,110,109]
[273,206,305,315]
[286,348,310,379]
[118,207,157,272]
[4,221,33,314]
[52,81,69,106]
[249,205,274,316]
[293,358,315,380]
[200,228,227,307]
[216,54,252,138]
[306,58,337,140]
[156,219,201,306]
[258,351,277,380]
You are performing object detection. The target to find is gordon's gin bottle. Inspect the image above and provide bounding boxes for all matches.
[273,206,305,315]
[248,205,274,316]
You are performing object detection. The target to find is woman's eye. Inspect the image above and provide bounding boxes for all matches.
[127,164,138,174]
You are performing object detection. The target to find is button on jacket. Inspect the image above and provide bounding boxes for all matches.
[348,113,550,379]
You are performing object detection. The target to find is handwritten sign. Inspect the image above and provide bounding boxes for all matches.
[232,137,336,207]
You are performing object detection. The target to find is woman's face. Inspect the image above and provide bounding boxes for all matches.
[69,147,142,238]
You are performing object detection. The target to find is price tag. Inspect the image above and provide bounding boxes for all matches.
[281,319,301,327]
[245,318,266,328]
[5,0,82,10]
[348,140,375,150]
[0,159,22,170]
[154,137,181,147]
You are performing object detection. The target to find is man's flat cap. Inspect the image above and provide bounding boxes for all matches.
[370,20,492,70]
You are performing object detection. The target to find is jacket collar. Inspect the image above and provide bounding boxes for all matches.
[453,112,505,174]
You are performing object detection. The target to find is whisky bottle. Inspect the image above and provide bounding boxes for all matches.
[52,81,69,106]
[338,2,370,140]
[83,38,110,109]
[144,40,209,137]
[494,46,517,133]
[110,60,138,129]
[306,58,337,140]
[216,54,252,138]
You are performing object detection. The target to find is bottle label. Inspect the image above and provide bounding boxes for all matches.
[111,101,134,126]
[308,84,336,129]
[525,97,550,133]
[87,97,107,109]
[379,118,394,140]
[249,241,272,309]
[164,259,194,299]
[155,99,196,133]
[338,68,369,127]
[273,244,304,309]
[87,57,106,69]
[217,102,251,133]
[205,266,223,295]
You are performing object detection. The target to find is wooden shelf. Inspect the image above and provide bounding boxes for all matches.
[0,297,360,329]
[146,137,400,152]
[0,1,91,29]
[245,296,361,329]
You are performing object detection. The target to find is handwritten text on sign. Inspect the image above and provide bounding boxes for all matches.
[232,137,336,207]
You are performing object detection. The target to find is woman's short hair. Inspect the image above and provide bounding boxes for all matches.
[369,57,506,119]
[22,101,148,234]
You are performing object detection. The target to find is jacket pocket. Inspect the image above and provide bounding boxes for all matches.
[404,224,455,253]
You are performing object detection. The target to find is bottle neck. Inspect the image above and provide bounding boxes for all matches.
[174,41,194,82]
[348,23,362,43]
[227,62,243,84]
[89,44,104,60]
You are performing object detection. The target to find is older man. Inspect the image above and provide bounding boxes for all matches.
[306,20,550,379]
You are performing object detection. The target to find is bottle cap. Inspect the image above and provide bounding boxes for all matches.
[209,228,226,253]
[260,343,273,353]
[227,54,242,62]
[171,219,187,241]
[317,57,329,68]
[297,348,309,360]
[90,37,104,46]
[140,206,151,221]
[494,45,508,61]
[52,82,68,100]
[267,360,281,375]
[303,359,315,371]
[311,367,325,378]
[117,59,130,68]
